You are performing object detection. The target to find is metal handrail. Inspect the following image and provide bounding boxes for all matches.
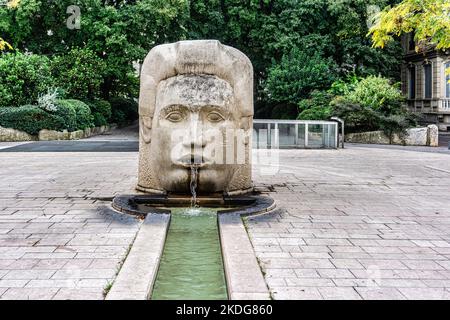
[254,119,338,125]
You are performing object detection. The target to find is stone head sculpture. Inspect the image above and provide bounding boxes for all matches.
[137,40,253,195]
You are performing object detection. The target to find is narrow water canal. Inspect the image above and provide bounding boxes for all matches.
[151,207,228,300]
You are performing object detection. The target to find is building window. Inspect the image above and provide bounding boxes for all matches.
[446,62,450,99]
[409,65,416,99]
[408,32,415,51]
[424,63,432,99]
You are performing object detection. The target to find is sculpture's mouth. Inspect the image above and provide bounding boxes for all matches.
[175,154,211,168]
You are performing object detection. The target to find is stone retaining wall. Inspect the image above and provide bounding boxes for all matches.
[0,125,112,142]
[345,125,439,147]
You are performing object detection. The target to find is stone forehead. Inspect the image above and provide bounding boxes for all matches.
[156,74,234,109]
[139,40,253,118]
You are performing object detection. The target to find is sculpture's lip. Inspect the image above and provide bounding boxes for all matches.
[174,155,211,168]
[176,162,208,168]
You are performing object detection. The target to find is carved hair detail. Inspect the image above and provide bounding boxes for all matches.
[139,40,253,123]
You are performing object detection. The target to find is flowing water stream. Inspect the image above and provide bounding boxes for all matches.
[190,165,198,208]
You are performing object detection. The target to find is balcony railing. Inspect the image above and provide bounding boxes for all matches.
[440,99,450,112]
[253,119,339,149]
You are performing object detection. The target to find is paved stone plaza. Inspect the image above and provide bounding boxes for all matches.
[1,131,450,299]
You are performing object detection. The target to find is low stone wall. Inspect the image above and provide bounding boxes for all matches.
[0,126,37,142]
[0,125,111,142]
[345,125,439,147]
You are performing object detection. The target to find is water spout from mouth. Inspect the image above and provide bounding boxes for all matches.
[190,165,199,208]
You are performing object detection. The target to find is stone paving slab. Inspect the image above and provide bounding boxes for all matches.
[1,142,450,299]
[248,146,450,299]
[0,152,141,300]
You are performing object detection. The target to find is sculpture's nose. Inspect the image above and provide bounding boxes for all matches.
[182,113,207,149]
[181,134,207,150]
[180,113,207,167]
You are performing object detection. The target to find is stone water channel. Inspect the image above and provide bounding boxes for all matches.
[152,166,227,300]
[151,207,227,300]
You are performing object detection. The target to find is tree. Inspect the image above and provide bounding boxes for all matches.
[0,0,19,51]
[51,48,107,99]
[369,0,450,51]
[331,75,415,135]
[0,0,190,97]
[188,0,403,118]
[0,38,12,51]
[1,0,406,118]
[264,46,337,118]
[297,90,334,121]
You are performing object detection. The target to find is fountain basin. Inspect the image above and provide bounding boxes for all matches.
[112,194,275,218]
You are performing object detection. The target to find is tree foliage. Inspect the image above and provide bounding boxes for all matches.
[297,90,334,121]
[52,48,106,100]
[0,0,190,97]
[265,47,337,104]
[1,0,405,118]
[188,0,403,118]
[369,0,450,51]
[331,75,415,134]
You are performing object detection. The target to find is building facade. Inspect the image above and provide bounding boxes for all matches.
[401,33,450,131]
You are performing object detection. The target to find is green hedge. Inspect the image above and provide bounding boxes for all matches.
[0,99,96,135]
[54,99,94,130]
[92,112,107,127]
[0,105,66,135]
[52,100,77,131]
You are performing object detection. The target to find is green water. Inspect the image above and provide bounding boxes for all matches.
[151,207,228,300]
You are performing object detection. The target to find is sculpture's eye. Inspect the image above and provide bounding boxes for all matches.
[207,111,225,123]
[166,111,184,122]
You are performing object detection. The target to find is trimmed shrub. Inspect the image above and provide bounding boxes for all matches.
[0,53,54,108]
[0,105,66,135]
[109,97,138,126]
[111,109,127,127]
[73,100,94,130]
[53,99,94,131]
[53,100,77,131]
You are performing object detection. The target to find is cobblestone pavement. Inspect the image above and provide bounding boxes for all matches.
[248,147,450,300]
[1,135,450,299]
[0,151,141,299]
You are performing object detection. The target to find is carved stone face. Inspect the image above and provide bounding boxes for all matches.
[136,40,253,195]
[149,74,239,193]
